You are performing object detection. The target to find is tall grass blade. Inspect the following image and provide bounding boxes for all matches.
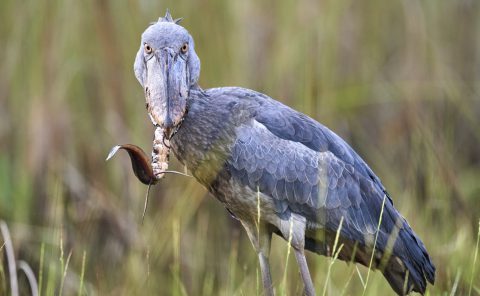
[450,268,461,296]
[78,250,86,296]
[362,195,387,296]
[402,270,410,295]
[59,250,72,296]
[45,262,57,296]
[322,216,344,296]
[38,243,44,296]
[339,268,356,296]
[0,221,18,296]
[142,183,152,224]
[468,219,480,296]
[59,231,64,277]
[0,242,6,295]
[355,266,365,288]
[18,260,39,296]
[281,219,294,295]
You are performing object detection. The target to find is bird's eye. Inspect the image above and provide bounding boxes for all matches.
[181,43,188,54]
[144,43,153,54]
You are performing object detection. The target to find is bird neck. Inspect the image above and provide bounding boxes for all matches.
[168,91,235,186]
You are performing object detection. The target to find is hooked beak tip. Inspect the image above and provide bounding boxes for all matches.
[163,115,173,129]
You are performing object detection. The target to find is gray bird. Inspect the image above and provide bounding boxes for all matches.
[131,11,435,295]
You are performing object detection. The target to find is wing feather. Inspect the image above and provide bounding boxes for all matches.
[222,92,395,246]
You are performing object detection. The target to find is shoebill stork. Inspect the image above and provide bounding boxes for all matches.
[124,11,436,295]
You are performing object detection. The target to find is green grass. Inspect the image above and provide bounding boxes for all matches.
[322,216,344,296]
[1,0,480,295]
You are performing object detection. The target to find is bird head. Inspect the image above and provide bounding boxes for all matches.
[134,10,200,132]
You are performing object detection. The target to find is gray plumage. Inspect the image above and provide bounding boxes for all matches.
[133,11,435,295]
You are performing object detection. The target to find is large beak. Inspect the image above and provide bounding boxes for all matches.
[144,48,188,133]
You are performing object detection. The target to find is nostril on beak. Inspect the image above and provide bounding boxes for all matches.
[163,48,175,58]
[145,87,150,96]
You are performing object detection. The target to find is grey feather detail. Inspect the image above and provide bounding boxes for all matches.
[160,9,174,23]
[274,179,286,200]
[222,98,392,246]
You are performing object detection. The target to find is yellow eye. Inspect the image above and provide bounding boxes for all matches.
[181,43,188,54]
[144,43,153,54]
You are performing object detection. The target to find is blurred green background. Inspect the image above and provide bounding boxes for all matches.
[1,0,479,295]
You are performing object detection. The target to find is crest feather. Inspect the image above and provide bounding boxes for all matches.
[157,9,182,24]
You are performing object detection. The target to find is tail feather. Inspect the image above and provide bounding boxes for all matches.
[382,256,414,295]
[304,223,435,295]
[382,225,435,295]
